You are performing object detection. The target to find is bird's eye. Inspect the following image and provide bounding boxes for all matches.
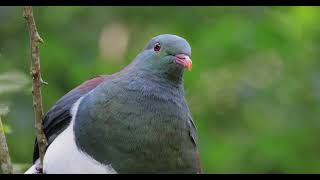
[153,43,161,52]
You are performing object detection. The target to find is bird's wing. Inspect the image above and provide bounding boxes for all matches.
[32,75,110,163]
[184,97,202,173]
[187,114,202,173]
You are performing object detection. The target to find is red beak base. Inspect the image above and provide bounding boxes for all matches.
[174,54,192,70]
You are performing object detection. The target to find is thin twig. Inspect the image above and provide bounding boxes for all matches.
[23,6,48,172]
[0,116,13,174]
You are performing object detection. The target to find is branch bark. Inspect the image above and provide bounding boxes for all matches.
[0,116,13,174]
[23,6,48,172]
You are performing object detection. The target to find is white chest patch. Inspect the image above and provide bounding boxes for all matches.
[42,97,117,174]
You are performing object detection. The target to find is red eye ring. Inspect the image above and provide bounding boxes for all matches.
[153,42,161,52]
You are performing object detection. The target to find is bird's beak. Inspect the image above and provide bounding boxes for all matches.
[174,54,192,71]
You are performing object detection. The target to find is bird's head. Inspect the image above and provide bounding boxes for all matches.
[131,34,192,84]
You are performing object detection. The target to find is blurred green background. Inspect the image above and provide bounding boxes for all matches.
[1,6,320,173]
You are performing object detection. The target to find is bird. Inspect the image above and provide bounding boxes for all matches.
[25,34,201,174]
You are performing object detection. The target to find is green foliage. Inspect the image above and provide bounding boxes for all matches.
[1,6,320,173]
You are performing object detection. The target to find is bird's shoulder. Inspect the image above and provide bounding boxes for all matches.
[32,75,110,163]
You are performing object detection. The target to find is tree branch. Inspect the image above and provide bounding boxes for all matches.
[23,6,47,173]
[0,116,13,174]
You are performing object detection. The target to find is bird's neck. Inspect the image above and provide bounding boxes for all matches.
[120,52,185,86]
[162,68,184,86]
[121,66,184,88]
[125,69,184,91]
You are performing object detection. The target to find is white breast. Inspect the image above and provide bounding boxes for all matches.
[42,97,117,174]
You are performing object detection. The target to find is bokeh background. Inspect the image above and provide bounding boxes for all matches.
[1,6,320,173]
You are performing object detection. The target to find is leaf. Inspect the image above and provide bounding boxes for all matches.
[0,71,30,95]
[0,104,9,116]
[3,123,12,134]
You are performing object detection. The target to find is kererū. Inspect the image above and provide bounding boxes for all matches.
[25,34,201,174]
